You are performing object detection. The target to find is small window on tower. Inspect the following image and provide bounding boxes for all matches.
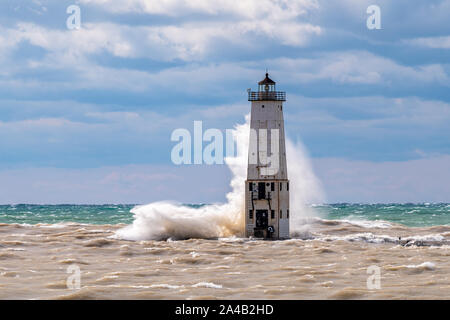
[280,182,282,191]
[271,210,275,219]
[271,182,274,191]
[258,182,265,200]
[280,210,283,219]
[262,105,265,108]
[287,210,290,219]
[287,182,289,191]
[249,210,253,220]
[249,182,252,191]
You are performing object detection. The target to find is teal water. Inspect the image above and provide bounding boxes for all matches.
[0,203,449,227]
[314,203,450,227]
[0,204,135,225]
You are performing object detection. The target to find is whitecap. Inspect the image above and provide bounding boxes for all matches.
[150,284,183,289]
[192,282,223,289]
[406,262,436,270]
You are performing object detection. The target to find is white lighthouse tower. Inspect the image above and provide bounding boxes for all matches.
[245,73,290,239]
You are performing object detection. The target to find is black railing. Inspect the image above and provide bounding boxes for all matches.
[248,91,286,101]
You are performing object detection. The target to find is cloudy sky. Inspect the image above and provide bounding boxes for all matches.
[1,0,449,204]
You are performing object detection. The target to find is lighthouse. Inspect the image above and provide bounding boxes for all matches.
[245,73,289,239]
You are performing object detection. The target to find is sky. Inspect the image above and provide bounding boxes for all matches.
[0,0,449,204]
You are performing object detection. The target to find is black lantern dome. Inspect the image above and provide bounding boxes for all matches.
[258,73,276,92]
[248,73,286,101]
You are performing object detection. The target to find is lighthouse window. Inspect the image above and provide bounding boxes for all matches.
[258,182,266,200]
[287,182,289,191]
[249,210,253,220]
[280,182,282,191]
[280,210,283,219]
[262,105,265,108]
[249,182,253,191]
[271,182,274,191]
[271,210,275,219]
[287,210,290,219]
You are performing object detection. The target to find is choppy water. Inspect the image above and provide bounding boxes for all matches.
[0,219,449,300]
[0,203,449,299]
[0,204,135,225]
[1,203,449,227]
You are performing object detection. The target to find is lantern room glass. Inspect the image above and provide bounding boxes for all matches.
[259,83,275,92]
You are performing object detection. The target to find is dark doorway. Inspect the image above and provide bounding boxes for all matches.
[255,210,268,229]
[258,182,265,199]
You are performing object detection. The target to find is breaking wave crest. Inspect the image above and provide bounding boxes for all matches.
[288,217,449,246]
[115,117,325,241]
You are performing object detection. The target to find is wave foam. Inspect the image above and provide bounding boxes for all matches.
[313,232,447,246]
[115,118,325,241]
[192,282,223,289]
[406,262,436,270]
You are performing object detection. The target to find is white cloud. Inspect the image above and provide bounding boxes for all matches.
[13,22,135,58]
[198,103,248,119]
[286,95,450,129]
[80,0,319,19]
[0,27,23,59]
[404,36,450,49]
[266,52,449,85]
[4,0,322,64]
[314,155,450,203]
[4,32,449,94]
[0,117,84,130]
[0,164,231,204]
[1,18,319,69]
[0,110,179,135]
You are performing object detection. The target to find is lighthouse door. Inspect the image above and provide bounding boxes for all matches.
[255,210,268,229]
[258,182,266,199]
